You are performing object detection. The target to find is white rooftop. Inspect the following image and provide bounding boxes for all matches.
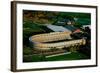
[47,25,71,32]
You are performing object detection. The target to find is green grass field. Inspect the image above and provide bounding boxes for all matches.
[45,52,88,61]
[23,52,89,62]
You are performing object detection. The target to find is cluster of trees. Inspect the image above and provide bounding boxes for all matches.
[23,10,91,25]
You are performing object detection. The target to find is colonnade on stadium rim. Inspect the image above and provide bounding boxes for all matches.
[29,31,86,51]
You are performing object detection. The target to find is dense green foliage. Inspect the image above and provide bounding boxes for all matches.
[59,12,91,18]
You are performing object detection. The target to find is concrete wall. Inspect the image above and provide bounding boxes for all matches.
[31,31,71,43]
[30,31,86,51]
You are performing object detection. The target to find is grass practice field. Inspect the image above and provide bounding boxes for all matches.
[45,52,88,61]
[23,52,89,62]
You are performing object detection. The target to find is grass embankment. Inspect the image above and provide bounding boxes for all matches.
[23,51,88,62]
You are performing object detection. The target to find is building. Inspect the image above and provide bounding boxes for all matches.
[47,25,71,32]
[47,24,81,33]
[31,31,72,43]
[29,31,86,52]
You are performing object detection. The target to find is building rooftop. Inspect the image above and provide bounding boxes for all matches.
[47,25,71,32]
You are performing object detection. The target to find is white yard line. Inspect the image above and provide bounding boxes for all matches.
[46,52,71,58]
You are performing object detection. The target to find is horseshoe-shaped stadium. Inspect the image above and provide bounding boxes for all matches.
[29,31,86,53]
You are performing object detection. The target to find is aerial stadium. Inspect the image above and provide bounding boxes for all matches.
[29,31,86,55]
[23,10,91,62]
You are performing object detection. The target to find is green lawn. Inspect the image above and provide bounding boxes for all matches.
[45,52,88,61]
[23,52,89,62]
